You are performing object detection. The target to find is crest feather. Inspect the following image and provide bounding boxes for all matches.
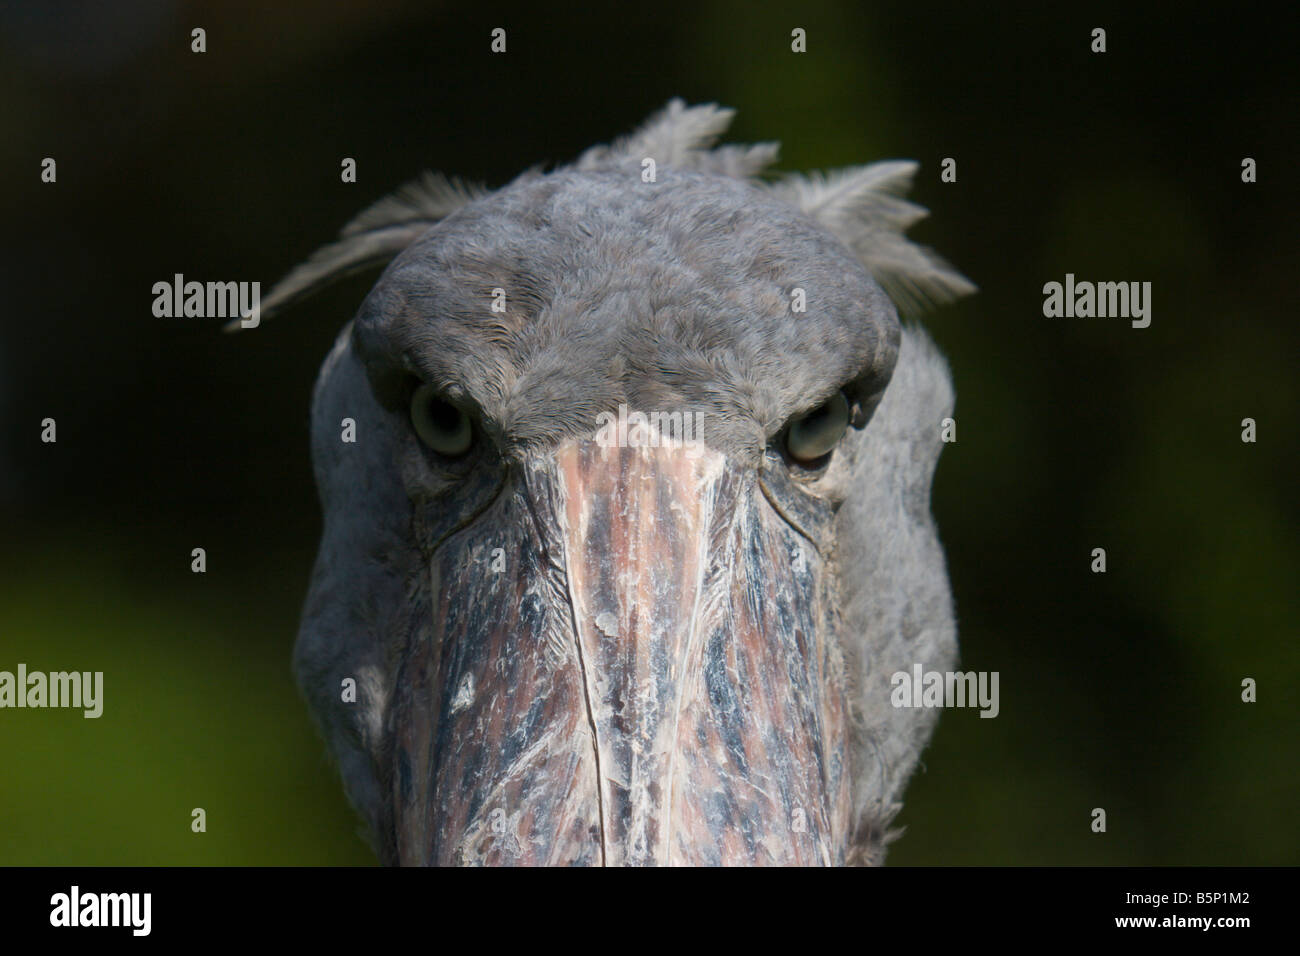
[574,98,779,176]
[226,172,485,329]
[341,171,486,236]
[246,101,970,327]
[765,162,976,315]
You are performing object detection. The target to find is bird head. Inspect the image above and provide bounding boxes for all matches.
[274,101,973,865]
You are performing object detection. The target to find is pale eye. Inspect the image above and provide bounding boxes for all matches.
[410,383,473,457]
[785,392,850,464]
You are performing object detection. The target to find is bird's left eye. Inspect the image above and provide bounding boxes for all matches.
[785,392,850,464]
[410,384,474,457]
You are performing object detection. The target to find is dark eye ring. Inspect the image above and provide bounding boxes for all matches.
[410,383,473,457]
[785,392,850,464]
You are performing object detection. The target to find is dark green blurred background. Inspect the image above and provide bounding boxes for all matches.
[0,1,1294,864]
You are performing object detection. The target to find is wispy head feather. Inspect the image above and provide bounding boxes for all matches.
[764,163,976,315]
[574,98,779,177]
[247,100,970,328]
[227,172,486,329]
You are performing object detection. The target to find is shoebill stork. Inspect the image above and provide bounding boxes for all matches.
[263,100,974,865]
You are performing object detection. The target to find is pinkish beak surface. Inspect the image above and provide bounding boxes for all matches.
[391,438,850,865]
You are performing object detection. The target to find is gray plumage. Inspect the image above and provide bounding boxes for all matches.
[284,100,970,865]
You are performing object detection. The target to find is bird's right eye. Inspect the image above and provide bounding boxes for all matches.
[410,383,473,457]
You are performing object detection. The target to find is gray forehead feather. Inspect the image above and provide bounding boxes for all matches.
[256,97,972,338]
[354,164,897,456]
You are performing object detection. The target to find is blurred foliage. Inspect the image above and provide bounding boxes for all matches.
[0,548,374,864]
[0,0,1294,864]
